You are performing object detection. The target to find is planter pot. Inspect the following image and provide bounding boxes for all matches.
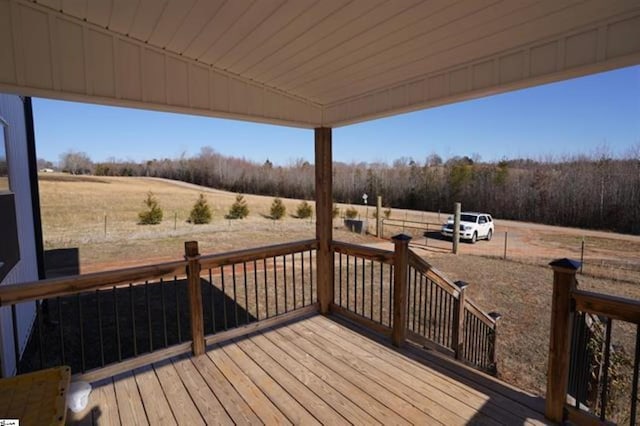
[344,219,366,234]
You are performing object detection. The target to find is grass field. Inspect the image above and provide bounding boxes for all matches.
[38,173,640,420]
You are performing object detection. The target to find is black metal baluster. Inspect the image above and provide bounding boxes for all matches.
[292,253,296,310]
[388,265,393,327]
[422,277,429,337]
[630,324,640,426]
[36,299,44,369]
[309,250,314,302]
[114,287,121,362]
[57,297,65,365]
[97,290,105,367]
[243,262,249,324]
[302,251,306,307]
[232,264,238,327]
[379,262,383,324]
[145,281,153,352]
[600,318,613,421]
[11,305,20,374]
[338,254,343,307]
[130,284,138,356]
[174,277,182,342]
[263,259,269,319]
[254,260,259,321]
[221,267,227,330]
[436,287,442,344]
[346,255,350,312]
[370,260,374,320]
[353,256,358,313]
[209,269,216,333]
[78,293,86,372]
[160,278,168,347]
[273,257,279,315]
[361,257,365,317]
[428,281,434,339]
[417,274,423,335]
[283,255,288,313]
[412,269,418,331]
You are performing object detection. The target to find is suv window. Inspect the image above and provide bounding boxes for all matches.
[479,216,486,224]
[460,214,478,223]
[487,215,493,222]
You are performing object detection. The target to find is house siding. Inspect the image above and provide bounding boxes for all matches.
[0,94,38,377]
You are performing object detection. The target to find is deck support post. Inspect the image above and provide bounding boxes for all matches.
[315,127,333,314]
[545,258,580,422]
[185,241,205,356]
[452,281,469,359]
[392,234,411,347]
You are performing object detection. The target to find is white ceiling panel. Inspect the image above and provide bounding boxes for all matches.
[0,0,637,128]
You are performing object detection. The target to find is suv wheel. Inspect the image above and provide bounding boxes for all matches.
[471,232,477,244]
[486,230,493,241]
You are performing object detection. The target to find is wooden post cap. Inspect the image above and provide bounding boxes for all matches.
[455,280,469,289]
[549,258,581,272]
[488,312,502,321]
[392,234,412,242]
[184,241,200,258]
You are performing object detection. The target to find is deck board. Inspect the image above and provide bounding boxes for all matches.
[67,314,551,425]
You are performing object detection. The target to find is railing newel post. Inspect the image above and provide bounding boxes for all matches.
[546,258,580,423]
[392,234,411,347]
[185,241,205,356]
[453,280,469,359]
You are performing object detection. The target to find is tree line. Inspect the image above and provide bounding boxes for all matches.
[55,146,640,234]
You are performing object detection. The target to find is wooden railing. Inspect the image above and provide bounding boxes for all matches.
[0,239,318,381]
[330,234,500,374]
[546,259,640,425]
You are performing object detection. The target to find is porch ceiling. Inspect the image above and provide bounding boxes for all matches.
[1,0,639,128]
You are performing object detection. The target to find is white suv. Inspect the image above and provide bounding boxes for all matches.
[441,212,494,243]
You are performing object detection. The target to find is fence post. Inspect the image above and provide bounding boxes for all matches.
[376,196,382,238]
[545,258,580,422]
[452,280,469,359]
[392,234,411,347]
[488,312,502,375]
[503,231,508,260]
[185,241,205,356]
[453,202,461,254]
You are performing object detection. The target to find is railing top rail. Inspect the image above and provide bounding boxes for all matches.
[465,300,497,328]
[572,288,640,324]
[331,241,394,264]
[408,251,461,297]
[0,260,187,306]
[199,239,318,269]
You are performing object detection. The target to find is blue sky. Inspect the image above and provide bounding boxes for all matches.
[33,65,639,166]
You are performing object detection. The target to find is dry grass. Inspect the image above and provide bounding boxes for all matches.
[0,176,8,191]
[39,174,377,271]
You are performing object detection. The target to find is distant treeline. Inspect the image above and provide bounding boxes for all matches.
[56,147,640,234]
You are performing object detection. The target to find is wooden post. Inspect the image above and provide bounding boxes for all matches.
[185,241,205,356]
[452,280,469,359]
[453,202,461,254]
[315,127,333,314]
[488,311,502,375]
[392,234,411,347]
[376,196,382,238]
[545,258,580,422]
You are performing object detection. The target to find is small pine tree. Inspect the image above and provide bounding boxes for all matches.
[332,204,340,219]
[138,192,163,225]
[226,194,249,219]
[270,197,286,220]
[384,207,392,219]
[296,201,313,219]
[188,194,212,224]
[345,206,358,219]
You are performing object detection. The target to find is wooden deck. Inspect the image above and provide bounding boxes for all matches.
[67,314,550,425]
